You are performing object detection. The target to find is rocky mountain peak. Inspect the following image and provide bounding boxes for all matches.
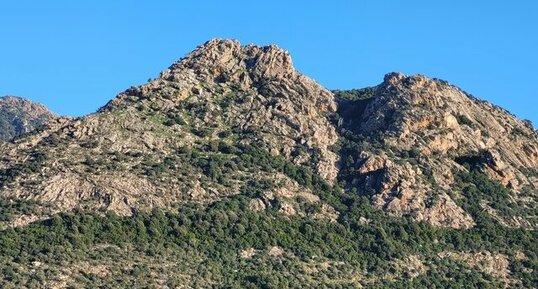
[383,72,407,85]
[171,38,294,83]
[0,96,55,116]
[379,72,453,103]
[105,39,330,112]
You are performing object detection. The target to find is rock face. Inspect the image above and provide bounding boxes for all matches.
[336,73,538,229]
[0,96,58,140]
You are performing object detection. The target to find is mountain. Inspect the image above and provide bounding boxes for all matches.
[0,39,536,288]
[0,96,58,141]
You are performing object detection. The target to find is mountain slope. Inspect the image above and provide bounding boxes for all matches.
[0,96,57,141]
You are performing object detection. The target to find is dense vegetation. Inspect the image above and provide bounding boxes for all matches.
[0,138,536,288]
[0,186,535,288]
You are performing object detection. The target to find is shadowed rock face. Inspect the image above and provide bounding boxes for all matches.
[1,39,537,231]
[0,96,58,140]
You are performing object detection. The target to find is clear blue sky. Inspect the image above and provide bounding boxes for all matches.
[1,0,536,125]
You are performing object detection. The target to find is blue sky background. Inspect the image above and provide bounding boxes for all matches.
[1,1,536,124]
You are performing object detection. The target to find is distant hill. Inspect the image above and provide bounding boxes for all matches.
[0,96,58,141]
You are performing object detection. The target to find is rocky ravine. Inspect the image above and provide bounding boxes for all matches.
[1,39,537,230]
[0,96,58,141]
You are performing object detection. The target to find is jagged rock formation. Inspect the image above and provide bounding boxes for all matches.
[0,96,58,140]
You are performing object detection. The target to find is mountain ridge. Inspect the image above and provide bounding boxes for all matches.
[1,39,536,229]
